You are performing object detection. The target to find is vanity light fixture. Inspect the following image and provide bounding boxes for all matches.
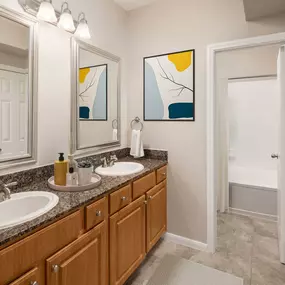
[37,0,57,23]
[58,2,75,32]
[75,12,91,39]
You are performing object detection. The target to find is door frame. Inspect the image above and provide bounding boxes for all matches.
[206,32,285,253]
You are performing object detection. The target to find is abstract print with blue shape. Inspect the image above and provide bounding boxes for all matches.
[144,50,195,121]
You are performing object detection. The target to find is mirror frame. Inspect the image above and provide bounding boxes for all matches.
[0,5,38,169]
[70,38,121,156]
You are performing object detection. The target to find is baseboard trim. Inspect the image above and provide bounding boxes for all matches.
[229,207,277,222]
[164,232,208,252]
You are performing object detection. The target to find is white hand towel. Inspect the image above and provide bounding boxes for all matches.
[130,130,144,158]
[112,129,118,141]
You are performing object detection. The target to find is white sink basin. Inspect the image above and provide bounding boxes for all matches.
[0,191,59,230]
[95,162,144,177]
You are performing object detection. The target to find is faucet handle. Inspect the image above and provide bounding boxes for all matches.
[110,155,118,161]
[5,182,17,188]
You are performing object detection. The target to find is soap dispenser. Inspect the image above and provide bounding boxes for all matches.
[54,153,68,186]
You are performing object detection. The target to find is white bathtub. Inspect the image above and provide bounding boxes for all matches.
[228,165,277,217]
[229,166,277,189]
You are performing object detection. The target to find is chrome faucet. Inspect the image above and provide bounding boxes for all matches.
[101,157,108,168]
[0,182,17,202]
[109,155,118,167]
[100,155,118,168]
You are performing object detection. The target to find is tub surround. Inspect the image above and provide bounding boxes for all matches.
[0,150,167,248]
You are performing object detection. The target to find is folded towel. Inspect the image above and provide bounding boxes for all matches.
[112,129,118,141]
[130,130,144,158]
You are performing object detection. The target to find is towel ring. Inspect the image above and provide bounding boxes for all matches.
[131,117,143,131]
[112,119,118,130]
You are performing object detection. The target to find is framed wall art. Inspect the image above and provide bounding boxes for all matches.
[144,49,195,121]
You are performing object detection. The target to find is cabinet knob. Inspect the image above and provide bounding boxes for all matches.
[144,200,148,205]
[30,282,38,285]
[52,264,59,273]
[96,210,102,217]
[148,196,153,200]
[121,196,127,201]
[162,173,166,176]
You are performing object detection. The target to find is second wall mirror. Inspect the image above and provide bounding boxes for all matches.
[70,38,121,155]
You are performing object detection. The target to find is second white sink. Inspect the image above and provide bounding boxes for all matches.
[0,191,59,230]
[95,162,144,177]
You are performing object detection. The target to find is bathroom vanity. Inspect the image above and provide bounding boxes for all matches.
[0,160,167,285]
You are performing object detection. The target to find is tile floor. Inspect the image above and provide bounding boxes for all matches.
[125,213,285,285]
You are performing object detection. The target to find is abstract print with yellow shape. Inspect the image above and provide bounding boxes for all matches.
[168,51,192,72]
[79,67,90,83]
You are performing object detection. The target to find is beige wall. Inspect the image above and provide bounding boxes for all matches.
[216,45,280,79]
[127,0,285,243]
[0,16,29,50]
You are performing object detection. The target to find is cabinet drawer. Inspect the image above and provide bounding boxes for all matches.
[110,184,132,215]
[156,166,167,184]
[133,172,156,200]
[86,197,108,231]
[0,211,83,285]
[9,268,39,285]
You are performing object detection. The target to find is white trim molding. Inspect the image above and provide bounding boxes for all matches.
[229,208,277,222]
[206,32,285,253]
[164,232,208,252]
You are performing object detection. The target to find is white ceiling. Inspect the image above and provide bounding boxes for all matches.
[113,0,159,11]
[243,0,285,20]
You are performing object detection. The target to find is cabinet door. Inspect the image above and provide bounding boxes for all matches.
[46,221,108,285]
[146,181,167,252]
[110,196,146,285]
[9,268,39,285]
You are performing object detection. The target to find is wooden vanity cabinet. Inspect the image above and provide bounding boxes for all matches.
[0,165,167,285]
[146,180,167,252]
[109,196,146,285]
[46,220,108,285]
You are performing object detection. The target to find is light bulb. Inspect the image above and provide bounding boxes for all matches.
[75,13,91,39]
[58,5,75,32]
[37,0,57,23]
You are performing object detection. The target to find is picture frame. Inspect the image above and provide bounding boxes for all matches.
[143,49,195,121]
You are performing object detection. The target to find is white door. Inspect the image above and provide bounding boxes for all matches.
[277,46,285,264]
[0,68,28,161]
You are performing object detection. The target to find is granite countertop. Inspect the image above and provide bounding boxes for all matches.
[0,157,167,247]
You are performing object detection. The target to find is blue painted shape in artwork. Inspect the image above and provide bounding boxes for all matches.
[93,68,107,120]
[168,103,194,119]
[79,106,90,119]
[144,62,164,120]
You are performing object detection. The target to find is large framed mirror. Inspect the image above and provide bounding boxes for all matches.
[70,38,121,155]
[0,6,38,168]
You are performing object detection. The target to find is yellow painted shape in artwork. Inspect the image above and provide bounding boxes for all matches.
[168,51,192,72]
[79,68,90,83]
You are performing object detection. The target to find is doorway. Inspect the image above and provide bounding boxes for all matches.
[206,33,285,264]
